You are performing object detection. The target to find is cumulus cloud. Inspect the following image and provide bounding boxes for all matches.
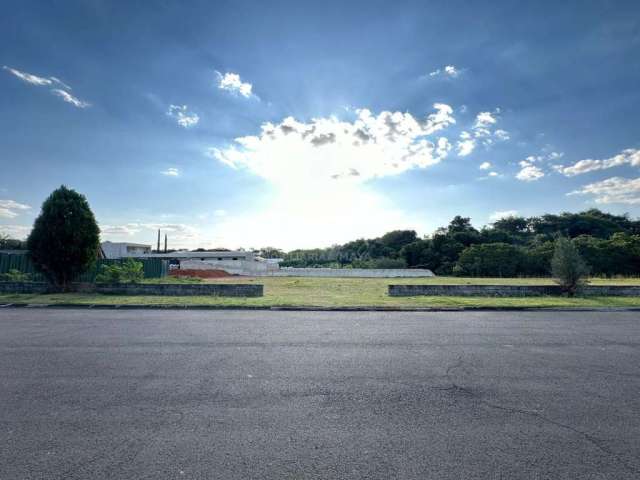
[569,177,640,204]
[555,148,640,176]
[479,161,492,170]
[489,210,518,221]
[51,89,90,108]
[167,105,199,128]
[212,104,455,183]
[455,110,508,157]
[0,199,31,219]
[161,167,180,176]
[429,65,461,78]
[216,71,253,98]
[516,159,545,181]
[209,105,456,248]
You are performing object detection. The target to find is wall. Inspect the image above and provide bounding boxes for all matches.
[0,282,263,297]
[180,259,279,275]
[388,284,640,297]
[270,268,435,278]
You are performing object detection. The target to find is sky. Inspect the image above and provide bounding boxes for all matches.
[1,0,639,250]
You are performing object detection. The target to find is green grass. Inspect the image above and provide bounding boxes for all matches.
[1,276,640,308]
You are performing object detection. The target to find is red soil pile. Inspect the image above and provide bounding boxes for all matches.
[170,269,234,278]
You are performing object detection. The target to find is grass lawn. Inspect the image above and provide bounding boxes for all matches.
[1,276,640,308]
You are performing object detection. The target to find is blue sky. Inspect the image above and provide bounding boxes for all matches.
[1,0,639,250]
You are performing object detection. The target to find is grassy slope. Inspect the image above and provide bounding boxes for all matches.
[1,276,640,308]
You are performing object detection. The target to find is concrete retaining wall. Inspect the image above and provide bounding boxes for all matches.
[0,282,263,297]
[388,284,640,297]
[270,268,435,278]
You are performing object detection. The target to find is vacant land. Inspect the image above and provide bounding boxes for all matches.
[2,276,640,308]
[2,309,639,479]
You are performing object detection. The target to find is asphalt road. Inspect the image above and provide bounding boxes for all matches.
[1,309,639,479]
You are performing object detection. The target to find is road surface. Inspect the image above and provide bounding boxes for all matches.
[1,308,639,479]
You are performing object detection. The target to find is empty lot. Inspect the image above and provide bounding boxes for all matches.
[1,308,639,479]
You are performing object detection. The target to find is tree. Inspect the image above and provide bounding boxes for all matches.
[27,186,100,290]
[455,243,524,277]
[379,230,418,254]
[551,237,590,296]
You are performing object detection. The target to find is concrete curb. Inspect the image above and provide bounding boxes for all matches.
[2,303,640,312]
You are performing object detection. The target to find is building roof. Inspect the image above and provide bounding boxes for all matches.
[101,241,151,248]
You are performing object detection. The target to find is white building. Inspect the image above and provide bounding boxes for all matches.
[100,241,152,259]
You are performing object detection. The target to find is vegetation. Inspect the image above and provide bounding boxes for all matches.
[280,209,640,277]
[96,259,144,284]
[2,276,640,309]
[0,233,26,250]
[26,186,101,290]
[551,237,590,296]
[0,269,32,282]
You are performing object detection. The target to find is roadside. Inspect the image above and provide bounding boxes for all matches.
[2,276,640,310]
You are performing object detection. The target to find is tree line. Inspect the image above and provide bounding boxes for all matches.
[280,209,640,277]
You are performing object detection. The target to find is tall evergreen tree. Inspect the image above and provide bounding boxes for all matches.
[27,186,100,290]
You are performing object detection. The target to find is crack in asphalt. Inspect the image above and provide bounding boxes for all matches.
[441,357,639,476]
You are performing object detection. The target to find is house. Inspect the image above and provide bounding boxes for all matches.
[100,241,152,259]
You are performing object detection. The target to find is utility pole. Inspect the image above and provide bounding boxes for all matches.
[164,234,167,253]
[157,229,160,252]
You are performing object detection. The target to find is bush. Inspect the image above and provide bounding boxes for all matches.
[0,269,32,282]
[27,186,100,290]
[96,259,144,284]
[551,237,590,296]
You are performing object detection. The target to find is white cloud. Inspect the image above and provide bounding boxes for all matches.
[456,110,508,157]
[51,89,90,108]
[488,171,500,177]
[0,200,31,219]
[569,177,640,204]
[0,224,31,239]
[555,148,640,176]
[489,210,518,221]
[210,105,456,249]
[49,76,72,90]
[457,138,476,156]
[479,161,492,170]
[100,223,201,246]
[494,129,510,141]
[516,163,545,181]
[429,65,461,78]
[474,111,497,129]
[212,104,455,183]
[167,105,199,128]
[5,66,89,107]
[3,66,52,86]
[213,209,227,217]
[161,167,180,176]
[216,71,253,98]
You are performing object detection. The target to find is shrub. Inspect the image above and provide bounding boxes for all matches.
[96,259,144,284]
[551,237,590,296]
[27,186,100,290]
[0,269,32,282]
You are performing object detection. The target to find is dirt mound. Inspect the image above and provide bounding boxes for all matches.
[170,269,234,278]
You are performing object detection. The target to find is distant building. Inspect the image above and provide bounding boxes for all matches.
[101,241,152,259]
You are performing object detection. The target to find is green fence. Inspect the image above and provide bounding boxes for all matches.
[0,253,168,282]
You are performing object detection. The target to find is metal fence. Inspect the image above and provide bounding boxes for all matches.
[0,253,168,282]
